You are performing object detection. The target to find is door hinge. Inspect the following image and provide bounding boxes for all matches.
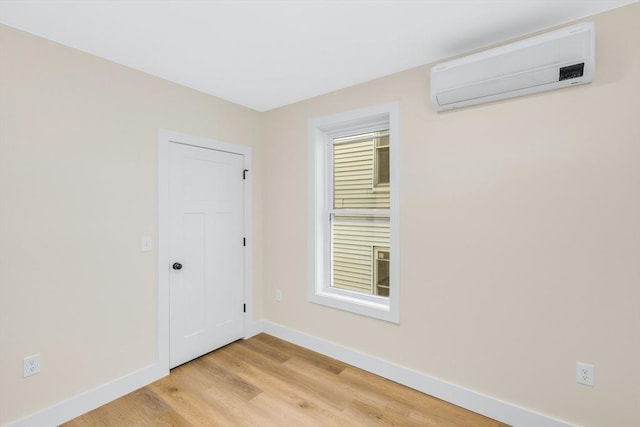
[243,169,249,180]
[243,304,246,313]
[243,237,246,246]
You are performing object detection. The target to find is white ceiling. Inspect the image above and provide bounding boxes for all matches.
[0,0,636,111]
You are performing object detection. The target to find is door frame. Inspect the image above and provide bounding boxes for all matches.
[157,129,253,371]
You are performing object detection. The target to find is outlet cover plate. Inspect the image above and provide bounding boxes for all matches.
[23,354,41,377]
[576,361,594,386]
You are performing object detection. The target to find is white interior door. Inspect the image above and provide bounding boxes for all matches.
[168,141,244,368]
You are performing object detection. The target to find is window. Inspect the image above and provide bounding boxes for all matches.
[308,102,399,323]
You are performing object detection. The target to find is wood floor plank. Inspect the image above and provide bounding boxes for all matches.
[65,386,193,427]
[218,339,349,410]
[62,334,510,427]
[283,356,414,425]
[166,361,273,427]
[340,366,504,427]
[251,333,347,374]
[190,356,263,402]
[212,343,352,425]
[148,369,235,426]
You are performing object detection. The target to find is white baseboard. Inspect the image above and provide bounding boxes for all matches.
[6,362,168,427]
[6,320,262,427]
[262,320,574,427]
[5,318,265,427]
[244,319,265,339]
[6,320,572,427]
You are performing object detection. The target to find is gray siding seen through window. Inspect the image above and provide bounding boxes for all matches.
[332,131,390,295]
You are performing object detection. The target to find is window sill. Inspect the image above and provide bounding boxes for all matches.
[309,288,399,323]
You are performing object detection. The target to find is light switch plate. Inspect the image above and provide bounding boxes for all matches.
[141,236,153,252]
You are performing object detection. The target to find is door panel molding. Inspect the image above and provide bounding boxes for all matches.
[158,129,253,371]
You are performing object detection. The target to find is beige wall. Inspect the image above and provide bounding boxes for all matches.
[262,4,639,427]
[0,24,263,424]
[1,3,639,426]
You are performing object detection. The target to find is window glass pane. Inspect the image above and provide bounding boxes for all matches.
[376,134,389,147]
[333,130,390,209]
[376,146,390,186]
[332,215,389,296]
[374,248,390,297]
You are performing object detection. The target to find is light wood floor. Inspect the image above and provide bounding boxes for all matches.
[62,334,509,426]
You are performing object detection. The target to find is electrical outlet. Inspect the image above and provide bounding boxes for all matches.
[576,362,594,386]
[23,354,41,378]
[275,289,283,301]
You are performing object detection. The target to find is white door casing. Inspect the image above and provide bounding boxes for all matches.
[158,130,252,371]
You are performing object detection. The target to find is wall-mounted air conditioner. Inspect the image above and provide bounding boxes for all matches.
[431,22,595,112]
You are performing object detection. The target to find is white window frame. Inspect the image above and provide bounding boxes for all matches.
[308,102,400,323]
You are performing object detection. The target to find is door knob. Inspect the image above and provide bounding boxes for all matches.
[172,262,183,270]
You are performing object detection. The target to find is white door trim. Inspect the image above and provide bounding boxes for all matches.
[157,129,253,371]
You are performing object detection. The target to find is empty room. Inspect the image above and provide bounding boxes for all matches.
[1,1,638,426]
